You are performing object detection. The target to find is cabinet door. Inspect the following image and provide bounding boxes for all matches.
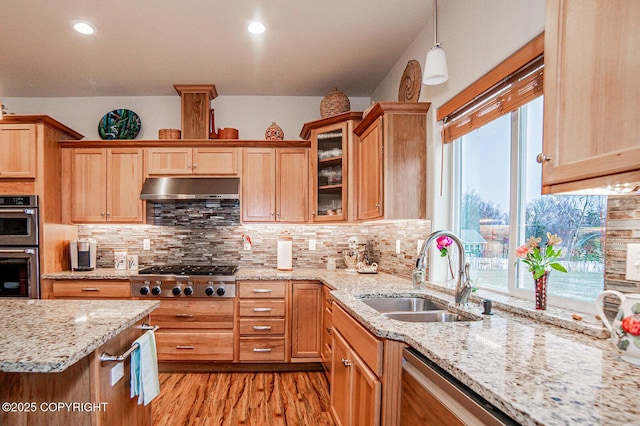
[357,118,383,220]
[311,122,348,222]
[0,124,36,178]
[276,148,309,222]
[241,148,276,222]
[70,148,107,222]
[193,147,239,176]
[145,148,193,175]
[107,148,144,222]
[331,330,352,426]
[351,351,382,426]
[290,281,322,359]
[542,0,640,192]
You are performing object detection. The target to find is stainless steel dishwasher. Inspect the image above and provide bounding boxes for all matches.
[401,348,518,426]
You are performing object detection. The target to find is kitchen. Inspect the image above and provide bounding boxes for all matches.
[1,0,640,425]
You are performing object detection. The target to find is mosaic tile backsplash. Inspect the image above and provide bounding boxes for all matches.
[78,201,431,278]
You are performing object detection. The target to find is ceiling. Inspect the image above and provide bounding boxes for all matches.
[0,1,431,98]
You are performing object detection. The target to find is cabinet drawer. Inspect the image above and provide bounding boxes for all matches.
[155,330,234,361]
[239,318,286,336]
[333,304,383,376]
[239,299,286,317]
[238,280,287,298]
[150,300,234,329]
[239,337,286,362]
[52,280,130,298]
[324,286,334,312]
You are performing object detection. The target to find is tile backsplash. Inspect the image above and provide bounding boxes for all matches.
[78,201,431,278]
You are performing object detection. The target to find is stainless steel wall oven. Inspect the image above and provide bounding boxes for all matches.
[0,195,39,298]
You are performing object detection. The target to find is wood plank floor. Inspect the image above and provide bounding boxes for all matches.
[152,371,335,425]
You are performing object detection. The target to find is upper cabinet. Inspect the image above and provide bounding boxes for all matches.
[0,124,36,179]
[542,0,640,193]
[63,148,144,223]
[241,147,309,223]
[301,112,362,223]
[353,102,430,221]
[146,147,239,176]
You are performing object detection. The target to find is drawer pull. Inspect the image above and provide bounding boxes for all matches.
[175,313,194,318]
[327,298,334,304]
[341,358,353,367]
[253,289,272,293]
[253,307,272,312]
[81,288,100,292]
[253,348,272,353]
[253,325,272,330]
[176,345,195,350]
[326,327,332,335]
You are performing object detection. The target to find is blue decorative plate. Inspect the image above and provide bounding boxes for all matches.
[98,109,141,140]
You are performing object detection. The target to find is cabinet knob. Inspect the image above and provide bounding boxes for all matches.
[341,358,353,367]
[374,203,381,208]
[193,163,197,168]
[312,211,316,215]
[536,153,551,163]
[106,212,111,216]
[276,211,281,216]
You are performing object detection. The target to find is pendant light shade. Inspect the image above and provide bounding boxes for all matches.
[423,0,448,85]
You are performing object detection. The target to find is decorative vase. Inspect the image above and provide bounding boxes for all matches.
[596,290,640,365]
[265,121,284,140]
[320,87,350,118]
[534,271,549,310]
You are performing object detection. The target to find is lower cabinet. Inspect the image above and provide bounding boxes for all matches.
[290,281,323,361]
[47,279,130,299]
[151,300,235,362]
[321,285,334,379]
[331,304,383,426]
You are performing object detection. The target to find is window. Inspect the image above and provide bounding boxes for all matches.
[454,96,606,307]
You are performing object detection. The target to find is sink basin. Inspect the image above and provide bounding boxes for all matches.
[360,297,448,313]
[383,311,478,323]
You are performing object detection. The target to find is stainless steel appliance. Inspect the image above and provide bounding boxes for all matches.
[0,195,39,298]
[401,348,517,425]
[70,238,97,271]
[131,265,237,298]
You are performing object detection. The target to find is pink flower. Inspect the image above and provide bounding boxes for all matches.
[515,245,530,258]
[436,236,453,251]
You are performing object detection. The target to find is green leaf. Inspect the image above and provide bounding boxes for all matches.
[550,263,567,273]
[532,269,546,279]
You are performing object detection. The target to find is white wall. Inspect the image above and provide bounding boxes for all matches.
[3,95,371,140]
[371,0,545,230]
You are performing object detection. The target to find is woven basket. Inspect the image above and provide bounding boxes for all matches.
[159,129,181,139]
[320,87,350,118]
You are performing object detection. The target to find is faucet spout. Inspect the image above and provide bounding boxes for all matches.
[414,230,472,305]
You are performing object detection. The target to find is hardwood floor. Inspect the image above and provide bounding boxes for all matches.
[152,371,335,425]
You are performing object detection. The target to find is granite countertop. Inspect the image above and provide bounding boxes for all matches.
[43,267,638,425]
[0,299,159,373]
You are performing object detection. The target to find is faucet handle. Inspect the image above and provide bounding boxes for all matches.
[412,269,425,290]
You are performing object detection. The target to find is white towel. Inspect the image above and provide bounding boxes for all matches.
[130,330,160,406]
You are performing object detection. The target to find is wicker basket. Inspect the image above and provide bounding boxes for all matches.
[159,129,181,139]
[320,87,350,118]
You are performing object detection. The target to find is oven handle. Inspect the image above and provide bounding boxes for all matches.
[0,248,35,254]
[0,208,36,214]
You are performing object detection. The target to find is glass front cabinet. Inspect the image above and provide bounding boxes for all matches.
[301,112,362,223]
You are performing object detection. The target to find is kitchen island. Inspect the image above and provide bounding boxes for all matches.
[0,299,159,425]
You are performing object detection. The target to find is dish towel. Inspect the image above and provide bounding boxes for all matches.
[130,330,160,406]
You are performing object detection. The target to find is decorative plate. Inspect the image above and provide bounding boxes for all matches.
[398,60,422,102]
[98,109,141,140]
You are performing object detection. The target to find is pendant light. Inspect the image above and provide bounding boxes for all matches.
[423,0,449,85]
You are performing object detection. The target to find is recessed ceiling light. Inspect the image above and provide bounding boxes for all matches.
[248,22,266,35]
[73,22,95,35]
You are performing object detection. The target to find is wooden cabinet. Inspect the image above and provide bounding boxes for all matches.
[0,123,36,178]
[63,148,144,223]
[49,279,130,299]
[353,102,430,221]
[290,281,323,361]
[241,148,309,223]
[174,84,217,139]
[237,280,288,362]
[301,112,362,222]
[145,147,239,176]
[542,0,640,193]
[151,300,234,362]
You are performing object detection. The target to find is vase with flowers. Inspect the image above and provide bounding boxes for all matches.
[515,232,567,310]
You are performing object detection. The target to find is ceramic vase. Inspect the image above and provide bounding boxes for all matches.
[534,271,549,310]
[596,290,640,365]
[265,121,284,140]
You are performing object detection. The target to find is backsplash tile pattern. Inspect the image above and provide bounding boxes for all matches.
[77,202,430,278]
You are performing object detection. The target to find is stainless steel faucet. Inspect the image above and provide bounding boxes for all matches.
[413,230,472,305]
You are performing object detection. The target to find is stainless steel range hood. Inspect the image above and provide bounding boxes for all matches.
[140,177,239,200]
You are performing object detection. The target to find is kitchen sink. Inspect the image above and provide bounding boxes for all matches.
[359,297,448,313]
[383,311,478,323]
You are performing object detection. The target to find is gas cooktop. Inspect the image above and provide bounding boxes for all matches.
[136,265,237,276]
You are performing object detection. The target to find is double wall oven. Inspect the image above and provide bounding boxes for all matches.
[0,195,39,298]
